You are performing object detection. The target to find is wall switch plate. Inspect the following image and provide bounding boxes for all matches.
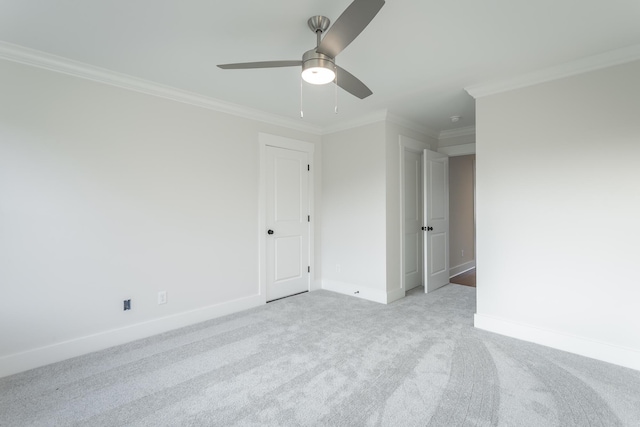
[158,291,167,305]
[124,299,131,311]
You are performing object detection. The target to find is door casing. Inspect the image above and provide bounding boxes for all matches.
[259,133,315,302]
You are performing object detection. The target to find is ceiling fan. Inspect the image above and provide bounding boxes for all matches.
[217,0,385,99]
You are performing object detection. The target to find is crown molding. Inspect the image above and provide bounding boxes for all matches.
[320,110,439,139]
[321,109,389,135]
[438,143,476,157]
[387,113,438,139]
[386,112,439,139]
[0,41,324,135]
[465,44,640,99]
[0,41,443,139]
[438,125,476,140]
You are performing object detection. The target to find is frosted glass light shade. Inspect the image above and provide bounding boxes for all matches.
[301,66,336,85]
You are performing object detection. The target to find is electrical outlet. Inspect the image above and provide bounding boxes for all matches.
[336,264,341,273]
[123,299,131,311]
[461,249,464,258]
[158,291,167,305]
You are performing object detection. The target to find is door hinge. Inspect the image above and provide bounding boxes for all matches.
[308,266,311,273]
[308,215,311,222]
[307,164,310,171]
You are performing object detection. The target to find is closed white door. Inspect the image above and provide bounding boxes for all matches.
[266,146,310,301]
[423,149,450,292]
[403,150,423,291]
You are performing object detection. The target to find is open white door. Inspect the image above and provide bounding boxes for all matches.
[423,149,449,292]
[265,146,310,301]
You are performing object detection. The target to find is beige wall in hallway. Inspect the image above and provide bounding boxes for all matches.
[449,155,475,274]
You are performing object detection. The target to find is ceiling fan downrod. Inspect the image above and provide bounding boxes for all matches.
[307,16,331,47]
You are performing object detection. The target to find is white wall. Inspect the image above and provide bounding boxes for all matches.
[321,120,435,304]
[474,59,640,370]
[320,122,388,302]
[0,59,321,376]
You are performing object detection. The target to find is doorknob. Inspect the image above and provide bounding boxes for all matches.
[267,229,274,235]
[423,226,433,231]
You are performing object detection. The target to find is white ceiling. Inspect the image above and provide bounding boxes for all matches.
[1,0,640,134]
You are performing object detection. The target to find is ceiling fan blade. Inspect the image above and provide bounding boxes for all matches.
[317,0,385,58]
[335,65,372,99]
[217,60,302,69]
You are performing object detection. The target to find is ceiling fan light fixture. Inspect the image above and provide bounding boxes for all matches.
[301,50,336,85]
[302,66,336,85]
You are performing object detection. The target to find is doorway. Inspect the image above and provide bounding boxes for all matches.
[400,138,476,296]
[448,154,476,286]
[259,134,315,302]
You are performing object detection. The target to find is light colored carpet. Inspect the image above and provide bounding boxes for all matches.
[1,285,639,426]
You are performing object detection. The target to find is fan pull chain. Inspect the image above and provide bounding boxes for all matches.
[300,75,304,118]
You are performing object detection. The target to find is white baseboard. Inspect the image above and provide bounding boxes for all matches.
[321,281,405,304]
[386,287,406,304]
[0,294,264,378]
[311,278,323,292]
[321,280,388,304]
[450,261,476,277]
[474,313,640,372]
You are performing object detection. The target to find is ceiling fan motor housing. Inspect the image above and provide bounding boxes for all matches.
[301,49,336,84]
[302,50,335,71]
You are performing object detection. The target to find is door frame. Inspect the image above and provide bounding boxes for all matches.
[399,135,432,295]
[258,133,315,303]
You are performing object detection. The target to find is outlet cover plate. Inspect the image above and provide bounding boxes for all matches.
[158,291,167,305]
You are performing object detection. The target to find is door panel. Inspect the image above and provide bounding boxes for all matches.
[275,236,302,281]
[404,233,418,274]
[430,161,446,220]
[266,146,309,301]
[403,150,423,291]
[275,157,302,221]
[430,233,447,274]
[423,149,450,292]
